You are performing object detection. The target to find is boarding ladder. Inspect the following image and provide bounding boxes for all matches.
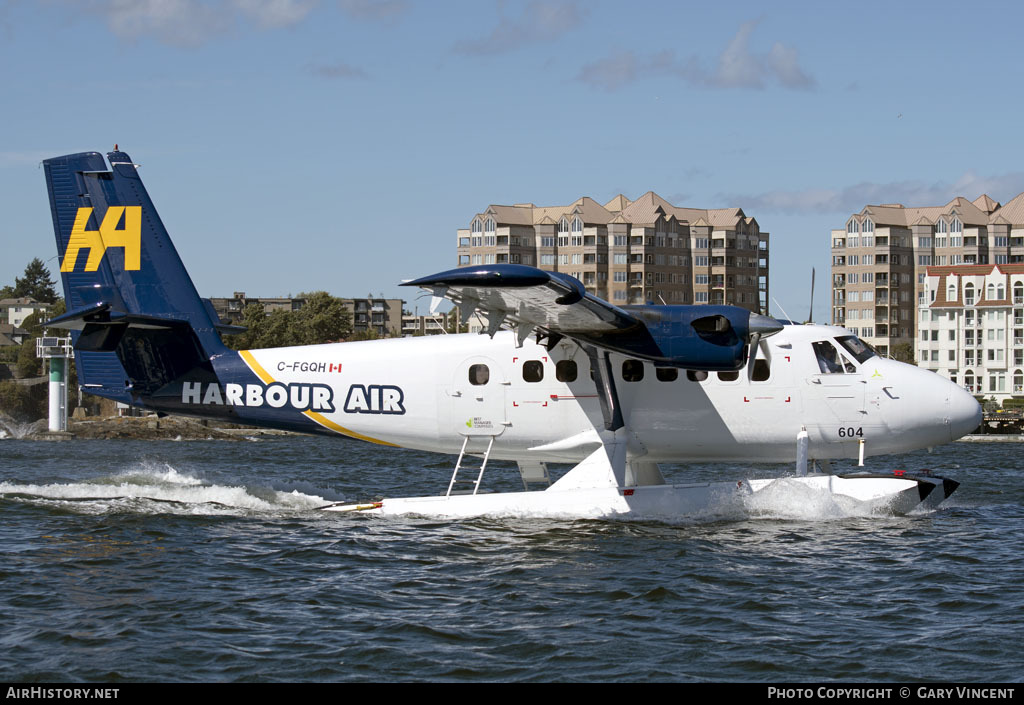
[447,435,495,497]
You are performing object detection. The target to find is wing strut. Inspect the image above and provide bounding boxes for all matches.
[584,345,624,432]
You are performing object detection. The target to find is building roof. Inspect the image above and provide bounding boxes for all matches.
[855,192,1024,228]
[478,191,759,231]
[603,194,631,212]
[972,194,1000,214]
[0,297,46,307]
[995,191,1024,226]
[926,264,1024,308]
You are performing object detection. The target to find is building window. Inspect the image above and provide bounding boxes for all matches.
[471,218,482,234]
[863,218,874,233]
[847,219,860,234]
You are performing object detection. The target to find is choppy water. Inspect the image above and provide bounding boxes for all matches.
[1,436,1021,682]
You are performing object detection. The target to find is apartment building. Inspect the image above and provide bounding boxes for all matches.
[831,191,1024,357]
[918,264,1024,403]
[456,192,769,313]
[402,309,460,336]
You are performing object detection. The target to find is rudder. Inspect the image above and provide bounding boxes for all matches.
[43,150,227,403]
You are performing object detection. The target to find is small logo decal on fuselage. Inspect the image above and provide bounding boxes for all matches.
[343,385,405,415]
[181,381,335,412]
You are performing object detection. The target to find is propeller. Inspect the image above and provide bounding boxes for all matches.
[746,313,782,379]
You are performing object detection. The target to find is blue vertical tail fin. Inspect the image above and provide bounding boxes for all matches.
[43,150,228,402]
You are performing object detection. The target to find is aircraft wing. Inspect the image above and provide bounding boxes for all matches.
[403,265,781,370]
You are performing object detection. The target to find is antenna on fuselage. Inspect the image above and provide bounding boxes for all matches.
[808,267,815,324]
[772,298,794,324]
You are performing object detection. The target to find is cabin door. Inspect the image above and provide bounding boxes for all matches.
[451,356,508,437]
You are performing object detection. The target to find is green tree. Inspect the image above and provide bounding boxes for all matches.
[225,294,352,350]
[890,342,916,365]
[295,292,351,345]
[0,381,42,420]
[16,340,41,378]
[13,258,59,303]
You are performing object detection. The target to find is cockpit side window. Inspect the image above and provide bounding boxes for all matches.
[835,335,876,364]
[813,341,845,374]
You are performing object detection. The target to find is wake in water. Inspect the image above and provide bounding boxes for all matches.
[740,477,888,520]
[0,460,332,516]
[0,415,45,439]
[0,457,937,522]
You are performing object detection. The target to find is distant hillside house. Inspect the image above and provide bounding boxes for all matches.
[0,297,48,328]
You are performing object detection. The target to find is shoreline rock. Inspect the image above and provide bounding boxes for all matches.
[2,414,302,441]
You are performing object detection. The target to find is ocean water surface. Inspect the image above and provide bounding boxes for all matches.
[1,436,1021,682]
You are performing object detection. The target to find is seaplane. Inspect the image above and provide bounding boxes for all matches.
[40,149,981,519]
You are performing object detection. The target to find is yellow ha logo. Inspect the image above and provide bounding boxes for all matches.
[60,206,142,272]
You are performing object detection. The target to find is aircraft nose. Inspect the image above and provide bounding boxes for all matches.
[947,381,982,441]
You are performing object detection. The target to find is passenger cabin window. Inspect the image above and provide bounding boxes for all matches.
[622,359,644,382]
[523,360,544,383]
[656,368,678,382]
[752,359,770,382]
[717,370,739,382]
[687,370,707,382]
[556,360,577,382]
[469,364,490,385]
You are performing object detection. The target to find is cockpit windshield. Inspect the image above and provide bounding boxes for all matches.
[835,335,877,364]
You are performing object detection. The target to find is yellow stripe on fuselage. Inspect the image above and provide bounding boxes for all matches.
[238,349,398,447]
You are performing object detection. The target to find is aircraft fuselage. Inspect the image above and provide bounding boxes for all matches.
[138,324,980,465]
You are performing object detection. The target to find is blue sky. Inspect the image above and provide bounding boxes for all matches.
[3,0,1024,321]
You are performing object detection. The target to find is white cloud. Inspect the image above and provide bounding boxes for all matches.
[234,0,319,28]
[75,0,317,46]
[719,171,1024,215]
[575,50,638,91]
[337,0,407,23]
[577,20,815,92]
[307,60,368,79]
[454,0,587,55]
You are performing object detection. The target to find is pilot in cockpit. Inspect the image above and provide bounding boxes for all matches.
[813,341,844,374]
